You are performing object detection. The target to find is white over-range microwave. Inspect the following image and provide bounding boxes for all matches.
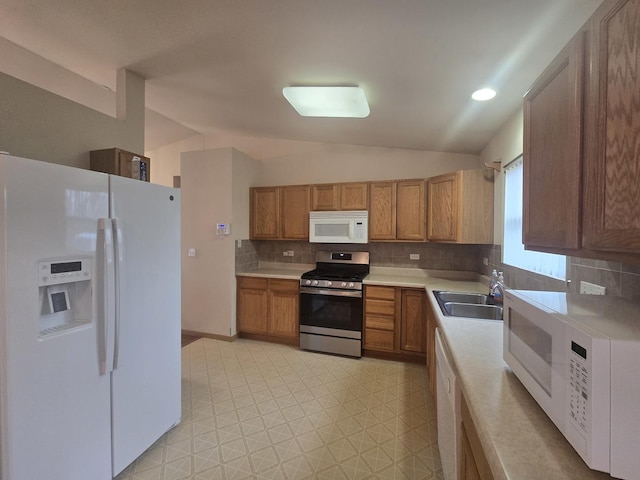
[309,210,368,244]
[503,289,640,480]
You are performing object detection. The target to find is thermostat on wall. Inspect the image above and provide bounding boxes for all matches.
[216,223,231,236]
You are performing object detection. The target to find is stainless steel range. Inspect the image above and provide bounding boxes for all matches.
[299,251,369,357]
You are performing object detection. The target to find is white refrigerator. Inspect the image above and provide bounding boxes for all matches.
[0,154,181,479]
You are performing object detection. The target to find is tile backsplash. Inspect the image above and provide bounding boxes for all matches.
[244,240,482,272]
[236,240,640,301]
[480,245,640,301]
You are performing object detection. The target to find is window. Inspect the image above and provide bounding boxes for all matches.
[503,156,566,280]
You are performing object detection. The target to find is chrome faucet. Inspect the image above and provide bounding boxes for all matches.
[490,272,505,303]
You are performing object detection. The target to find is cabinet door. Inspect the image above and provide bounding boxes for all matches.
[250,187,280,239]
[369,182,397,240]
[461,425,482,480]
[268,280,299,338]
[340,183,368,210]
[311,184,339,211]
[237,278,269,334]
[281,185,310,239]
[523,32,584,250]
[428,173,458,242]
[400,289,426,353]
[397,180,426,241]
[583,0,640,253]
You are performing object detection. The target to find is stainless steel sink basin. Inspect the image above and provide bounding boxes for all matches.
[443,302,503,320]
[433,290,503,320]
[435,291,490,304]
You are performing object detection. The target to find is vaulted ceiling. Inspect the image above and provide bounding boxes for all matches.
[0,0,602,153]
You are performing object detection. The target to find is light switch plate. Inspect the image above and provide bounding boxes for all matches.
[580,281,606,295]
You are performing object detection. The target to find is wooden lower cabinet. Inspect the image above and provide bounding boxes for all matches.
[460,393,494,480]
[400,289,426,352]
[237,277,299,342]
[364,285,426,359]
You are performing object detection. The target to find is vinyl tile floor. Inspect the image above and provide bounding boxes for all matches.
[115,338,444,480]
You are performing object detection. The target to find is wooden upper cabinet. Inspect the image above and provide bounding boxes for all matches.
[523,30,585,250]
[250,187,280,239]
[370,180,427,242]
[369,181,397,240]
[340,183,368,210]
[582,0,640,254]
[428,173,458,242]
[250,185,309,240]
[521,0,640,262]
[397,180,426,241]
[311,182,368,211]
[427,170,493,244]
[281,185,310,239]
[311,184,339,210]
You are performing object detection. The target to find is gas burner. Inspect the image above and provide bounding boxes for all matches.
[300,251,369,291]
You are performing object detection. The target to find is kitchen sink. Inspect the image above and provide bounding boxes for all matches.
[442,302,503,320]
[433,290,503,321]
[435,291,491,304]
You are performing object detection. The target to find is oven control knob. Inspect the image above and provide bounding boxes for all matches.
[341,282,347,287]
[348,282,355,288]
[305,280,311,285]
[312,280,319,286]
[326,281,332,287]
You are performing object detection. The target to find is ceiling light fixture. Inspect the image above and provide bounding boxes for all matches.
[282,86,370,118]
[471,88,497,101]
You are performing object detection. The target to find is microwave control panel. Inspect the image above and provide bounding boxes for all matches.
[568,340,589,434]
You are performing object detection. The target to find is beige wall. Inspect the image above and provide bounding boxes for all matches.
[147,132,482,188]
[181,148,261,336]
[0,70,145,168]
[480,109,524,245]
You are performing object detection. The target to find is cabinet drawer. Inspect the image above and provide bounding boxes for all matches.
[365,329,395,351]
[365,299,395,316]
[269,279,299,292]
[238,277,268,290]
[366,285,396,300]
[365,314,395,331]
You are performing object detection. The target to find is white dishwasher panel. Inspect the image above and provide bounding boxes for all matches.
[436,327,461,480]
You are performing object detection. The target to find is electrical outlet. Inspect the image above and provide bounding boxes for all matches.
[580,281,606,295]
[282,251,289,256]
[187,248,196,257]
[287,250,294,257]
[409,253,420,260]
[483,257,489,266]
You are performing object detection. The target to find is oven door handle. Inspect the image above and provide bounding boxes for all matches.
[300,287,362,298]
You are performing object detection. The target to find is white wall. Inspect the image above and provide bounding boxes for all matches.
[147,131,482,188]
[479,108,524,245]
[0,70,145,168]
[181,148,261,336]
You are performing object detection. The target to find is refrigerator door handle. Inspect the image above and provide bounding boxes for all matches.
[96,218,116,376]
[112,218,123,370]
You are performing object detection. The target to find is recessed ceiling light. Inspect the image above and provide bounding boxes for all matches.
[471,88,497,101]
[282,86,370,118]
[471,88,496,102]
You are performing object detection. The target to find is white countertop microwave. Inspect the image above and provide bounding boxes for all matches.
[503,290,640,480]
[309,210,368,244]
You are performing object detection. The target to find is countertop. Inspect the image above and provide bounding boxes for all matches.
[236,264,612,480]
